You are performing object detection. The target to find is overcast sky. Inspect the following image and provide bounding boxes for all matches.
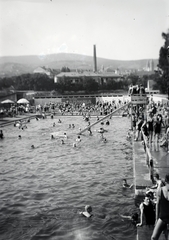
[0,0,169,60]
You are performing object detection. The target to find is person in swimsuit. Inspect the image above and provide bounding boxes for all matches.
[137,193,155,227]
[153,114,163,151]
[76,136,81,142]
[151,174,169,240]
[79,205,93,218]
[120,212,139,226]
[122,179,133,189]
[0,130,4,139]
[147,112,154,146]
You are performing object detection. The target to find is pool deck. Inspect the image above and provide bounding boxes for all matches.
[133,135,169,240]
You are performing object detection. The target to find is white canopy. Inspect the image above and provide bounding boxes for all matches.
[1,99,14,104]
[17,98,29,104]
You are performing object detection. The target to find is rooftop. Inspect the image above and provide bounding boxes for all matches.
[56,71,123,78]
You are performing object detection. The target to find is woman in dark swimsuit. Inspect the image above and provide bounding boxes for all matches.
[151,174,169,240]
[137,193,155,227]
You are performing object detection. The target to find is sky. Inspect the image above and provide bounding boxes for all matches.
[0,0,169,60]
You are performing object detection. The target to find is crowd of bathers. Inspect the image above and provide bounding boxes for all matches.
[36,99,130,117]
[128,98,169,240]
[131,99,169,152]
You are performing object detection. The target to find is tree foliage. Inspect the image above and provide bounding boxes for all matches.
[60,66,70,72]
[156,30,169,94]
[0,73,56,91]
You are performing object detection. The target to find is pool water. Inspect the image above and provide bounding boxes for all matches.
[0,115,137,240]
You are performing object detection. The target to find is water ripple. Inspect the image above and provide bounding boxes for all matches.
[0,116,136,240]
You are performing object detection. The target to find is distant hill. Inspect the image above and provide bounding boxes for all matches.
[0,53,158,77]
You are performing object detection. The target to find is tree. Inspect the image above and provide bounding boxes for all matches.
[61,66,70,72]
[83,78,98,93]
[156,30,169,94]
[126,74,140,86]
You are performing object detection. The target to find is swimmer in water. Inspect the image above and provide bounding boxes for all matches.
[76,136,81,142]
[64,133,67,138]
[73,143,76,147]
[53,122,56,127]
[72,124,75,128]
[31,145,35,149]
[58,119,61,123]
[122,179,133,189]
[120,212,139,226]
[0,130,4,139]
[98,127,106,139]
[126,132,131,140]
[61,139,64,144]
[51,134,54,139]
[106,120,110,125]
[18,135,21,139]
[79,205,93,218]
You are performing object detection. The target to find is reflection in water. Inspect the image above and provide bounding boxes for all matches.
[0,116,137,240]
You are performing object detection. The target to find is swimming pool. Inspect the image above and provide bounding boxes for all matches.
[0,115,137,240]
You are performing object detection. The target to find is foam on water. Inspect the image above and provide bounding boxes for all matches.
[0,115,137,240]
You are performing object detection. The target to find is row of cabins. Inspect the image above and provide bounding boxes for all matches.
[33,67,124,84]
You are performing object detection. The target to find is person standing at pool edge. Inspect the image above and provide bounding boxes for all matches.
[151,174,169,240]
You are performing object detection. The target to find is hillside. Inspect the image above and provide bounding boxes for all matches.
[0,53,158,77]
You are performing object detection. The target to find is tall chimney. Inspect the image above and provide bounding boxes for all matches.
[93,44,97,72]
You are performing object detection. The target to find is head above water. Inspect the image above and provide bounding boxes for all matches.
[146,191,153,200]
[122,179,127,183]
[85,205,92,213]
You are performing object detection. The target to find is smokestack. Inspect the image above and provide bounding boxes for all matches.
[93,44,97,72]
